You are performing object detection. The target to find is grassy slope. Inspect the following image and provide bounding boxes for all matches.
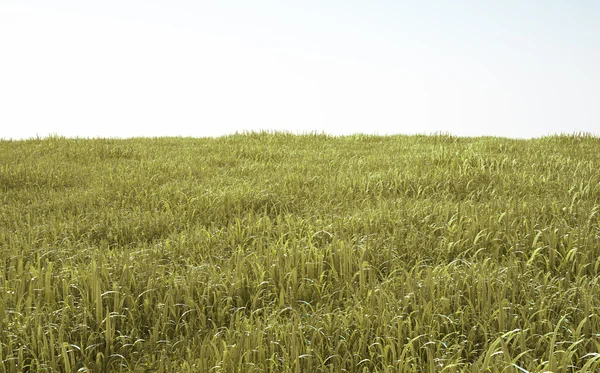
[1,132,600,372]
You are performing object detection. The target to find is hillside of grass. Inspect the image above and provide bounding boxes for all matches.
[1,132,600,372]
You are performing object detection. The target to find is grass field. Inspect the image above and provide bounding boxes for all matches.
[1,132,600,372]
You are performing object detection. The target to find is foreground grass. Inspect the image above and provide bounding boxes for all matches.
[1,132,600,372]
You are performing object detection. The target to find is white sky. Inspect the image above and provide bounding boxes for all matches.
[1,1,599,139]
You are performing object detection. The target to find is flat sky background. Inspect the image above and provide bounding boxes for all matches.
[1,1,599,139]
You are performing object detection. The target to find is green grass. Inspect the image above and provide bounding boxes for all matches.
[1,131,600,372]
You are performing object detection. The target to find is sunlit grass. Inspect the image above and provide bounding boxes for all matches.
[1,131,600,372]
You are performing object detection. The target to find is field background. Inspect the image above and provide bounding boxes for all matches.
[1,132,600,372]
